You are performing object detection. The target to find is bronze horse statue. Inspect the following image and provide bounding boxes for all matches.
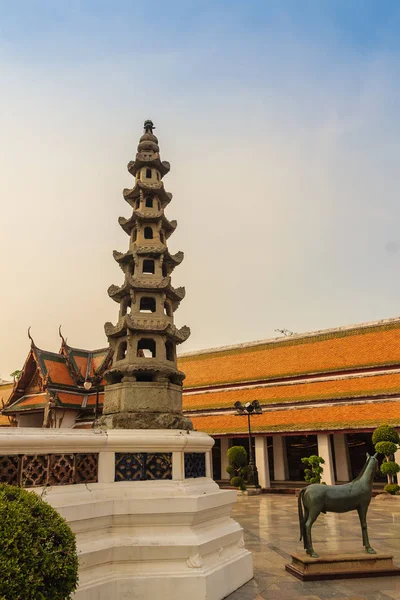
[298,452,379,558]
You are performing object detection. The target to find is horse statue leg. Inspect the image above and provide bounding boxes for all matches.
[305,506,320,558]
[357,505,376,554]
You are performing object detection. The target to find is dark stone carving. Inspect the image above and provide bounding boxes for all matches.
[115,452,172,481]
[0,453,99,488]
[184,453,206,479]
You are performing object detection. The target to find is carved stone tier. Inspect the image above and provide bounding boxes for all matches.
[123,181,172,208]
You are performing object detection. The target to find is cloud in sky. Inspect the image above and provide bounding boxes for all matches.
[1,1,400,377]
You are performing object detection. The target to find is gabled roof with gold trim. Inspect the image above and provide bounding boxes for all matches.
[2,340,111,417]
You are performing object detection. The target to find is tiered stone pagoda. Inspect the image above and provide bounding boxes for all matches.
[99,120,193,430]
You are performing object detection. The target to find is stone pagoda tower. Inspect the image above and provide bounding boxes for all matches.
[99,120,193,430]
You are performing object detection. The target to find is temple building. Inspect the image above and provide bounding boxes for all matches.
[2,123,400,488]
[3,316,400,488]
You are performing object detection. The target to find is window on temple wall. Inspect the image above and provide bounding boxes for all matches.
[165,341,174,361]
[117,340,127,361]
[164,301,172,317]
[146,168,152,179]
[145,197,153,208]
[142,259,155,274]
[140,297,156,313]
[144,226,153,239]
[137,338,156,358]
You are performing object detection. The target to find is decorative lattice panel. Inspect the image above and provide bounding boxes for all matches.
[0,455,20,485]
[115,453,172,481]
[22,455,48,487]
[115,453,144,481]
[145,453,172,480]
[0,453,99,487]
[49,454,75,486]
[76,454,98,484]
[184,453,206,479]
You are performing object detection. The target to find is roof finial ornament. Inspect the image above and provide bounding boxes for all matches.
[144,119,155,134]
[58,325,67,346]
[27,326,36,347]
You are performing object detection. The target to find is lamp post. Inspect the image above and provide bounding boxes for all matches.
[234,400,263,488]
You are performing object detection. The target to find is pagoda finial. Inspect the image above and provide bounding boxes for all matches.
[58,325,67,347]
[144,119,155,134]
[27,326,36,348]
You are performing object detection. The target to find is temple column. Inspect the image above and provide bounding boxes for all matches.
[333,433,351,482]
[273,435,289,481]
[220,437,230,480]
[255,436,270,488]
[317,434,335,485]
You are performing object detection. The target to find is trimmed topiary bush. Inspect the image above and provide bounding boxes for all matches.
[384,483,400,495]
[0,484,79,600]
[230,476,246,490]
[372,425,400,486]
[380,461,400,477]
[301,455,325,484]
[372,425,399,445]
[226,446,248,482]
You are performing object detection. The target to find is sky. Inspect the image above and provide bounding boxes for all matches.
[1,1,400,378]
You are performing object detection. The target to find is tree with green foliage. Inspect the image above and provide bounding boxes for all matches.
[372,424,400,495]
[301,455,325,484]
[10,369,22,382]
[226,445,249,490]
[0,484,79,599]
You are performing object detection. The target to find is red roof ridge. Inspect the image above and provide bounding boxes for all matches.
[179,316,400,359]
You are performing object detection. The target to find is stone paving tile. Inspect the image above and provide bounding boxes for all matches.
[224,495,400,600]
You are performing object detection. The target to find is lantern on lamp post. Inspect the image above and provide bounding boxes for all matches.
[234,400,262,488]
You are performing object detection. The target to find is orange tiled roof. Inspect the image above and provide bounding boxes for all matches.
[44,359,75,386]
[0,415,11,426]
[73,355,89,377]
[183,372,400,411]
[7,394,48,411]
[180,321,400,388]
[190,401,400,435]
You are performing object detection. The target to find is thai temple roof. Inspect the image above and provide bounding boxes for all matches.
[178,317,400,435]
[2,316,400,433]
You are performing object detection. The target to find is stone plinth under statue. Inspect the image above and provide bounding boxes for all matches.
[286,552,400,581]
[0,428,253,600]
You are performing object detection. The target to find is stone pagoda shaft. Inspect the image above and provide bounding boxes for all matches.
[98,121,193,430]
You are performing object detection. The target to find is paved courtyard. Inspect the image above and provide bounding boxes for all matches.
[226,494,400,600]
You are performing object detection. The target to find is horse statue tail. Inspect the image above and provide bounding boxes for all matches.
[298,488,306,541]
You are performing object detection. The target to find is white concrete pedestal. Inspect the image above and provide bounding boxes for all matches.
[0,428,253,600]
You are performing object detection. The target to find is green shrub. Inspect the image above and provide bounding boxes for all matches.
[372,425,399,445]
[381,461,400,476]
[227,446,247,468]
[375,441,398,456]
[230,476,245,488]
[384,483,400,495]
[0,484,78,600]
[226,446,249,482]
[301,455,325,484]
